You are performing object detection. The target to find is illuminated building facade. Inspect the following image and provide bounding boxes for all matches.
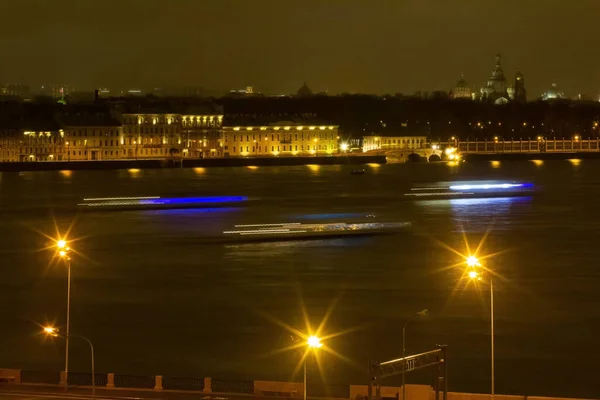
[0,129,65,162]
[120,111,224,159]
[362,136,427,152]
[181,113,224,158]
[121,113,181,159]
[222,118,339,157]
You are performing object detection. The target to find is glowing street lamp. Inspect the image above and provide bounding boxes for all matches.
[56,239,72,390]
[402,309,428,400]
[43,326,95,400]
[304,335,322,400]
[465,255,495,399]
[307,335,322,349]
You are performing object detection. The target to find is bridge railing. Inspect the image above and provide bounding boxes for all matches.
[456,139,600,153]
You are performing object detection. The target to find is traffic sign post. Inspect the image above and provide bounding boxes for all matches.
[368,345,447,400]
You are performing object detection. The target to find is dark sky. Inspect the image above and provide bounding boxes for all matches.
[1,0,599,97]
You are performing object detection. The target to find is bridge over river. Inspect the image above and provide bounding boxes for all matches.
[455,138,600,154]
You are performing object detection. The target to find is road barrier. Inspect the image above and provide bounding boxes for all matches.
[0,369,596,400]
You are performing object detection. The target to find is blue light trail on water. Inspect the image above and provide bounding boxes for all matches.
[141,207,241,215]
[140,196,248,205]
[296,213,367,220]
[448,196,533,206]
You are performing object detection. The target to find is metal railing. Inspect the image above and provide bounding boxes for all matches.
[114,374,154,389]
[67,372,108,387]
[457,139,600,153]
[211,378,254,394]
[162,376,205,391]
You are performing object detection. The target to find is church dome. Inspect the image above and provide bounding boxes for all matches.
[541,83,564,101]
[451,74,471,99]
[297,82,313,97]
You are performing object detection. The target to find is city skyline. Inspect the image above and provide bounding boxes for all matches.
[1,0,599,97]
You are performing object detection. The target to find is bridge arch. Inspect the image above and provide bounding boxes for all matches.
[428,154,441,162]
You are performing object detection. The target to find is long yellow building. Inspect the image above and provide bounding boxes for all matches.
[223,119,339,157]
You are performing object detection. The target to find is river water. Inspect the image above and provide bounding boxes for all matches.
[1,160,599,398]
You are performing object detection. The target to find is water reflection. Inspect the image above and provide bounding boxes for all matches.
[419,196,532,231]
[568,159,582,167]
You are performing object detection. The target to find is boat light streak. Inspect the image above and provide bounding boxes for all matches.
[83,196,160,201]
[449,183,532,191]
[405,192,474,197]
[224,229,293,234]
[234,223,301,228]
[80,195,248,207]
[238,230,308,236]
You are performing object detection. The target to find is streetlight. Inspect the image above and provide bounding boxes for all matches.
[465,255,495,399]
[43,326,95,400]
[56,239,72,390]
[313,138,318,156]
[305,335,322,400]
[402,309,428,400]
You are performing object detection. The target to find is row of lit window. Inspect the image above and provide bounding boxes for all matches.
[230,126,335,131]
[225,134,336,142]
[66,130,120,137]
[226,144,334,153]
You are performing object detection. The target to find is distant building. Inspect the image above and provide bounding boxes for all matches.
[228,86,255,97]
[180,108,224,158]
[57,106,123,161]
[0,104,64,162]
[296,83,313,97]
[0,84,31,99]
[541,83,565,101]
[40,84,73,99]
[450,75,472,99]
[480,54,510,104]
[222,115,338,157]
[513,71,527,103]
[362,135,427,152]
[117,103,223,159]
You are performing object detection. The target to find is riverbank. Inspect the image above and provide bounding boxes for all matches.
[0,155,386,172]
[462,151,600,162]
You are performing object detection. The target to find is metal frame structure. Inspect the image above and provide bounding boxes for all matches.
[368,345,447,400]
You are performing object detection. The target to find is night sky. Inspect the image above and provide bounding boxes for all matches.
[1,0,599,97]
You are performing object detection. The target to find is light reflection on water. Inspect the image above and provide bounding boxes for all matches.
[418,196,533,231]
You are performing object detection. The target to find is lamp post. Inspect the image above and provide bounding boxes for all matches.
[304,335,322,400]
[466,255,494,399]
[44,327,95,400]
[56,239,71,390]
[313,138,318,156]
[402,309,428,400]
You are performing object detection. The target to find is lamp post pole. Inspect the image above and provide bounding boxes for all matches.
[466,256,495,399]
[65,257,71,390]
[490,277,495,399]
[44,328,94,400]
[303,356,307,400]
